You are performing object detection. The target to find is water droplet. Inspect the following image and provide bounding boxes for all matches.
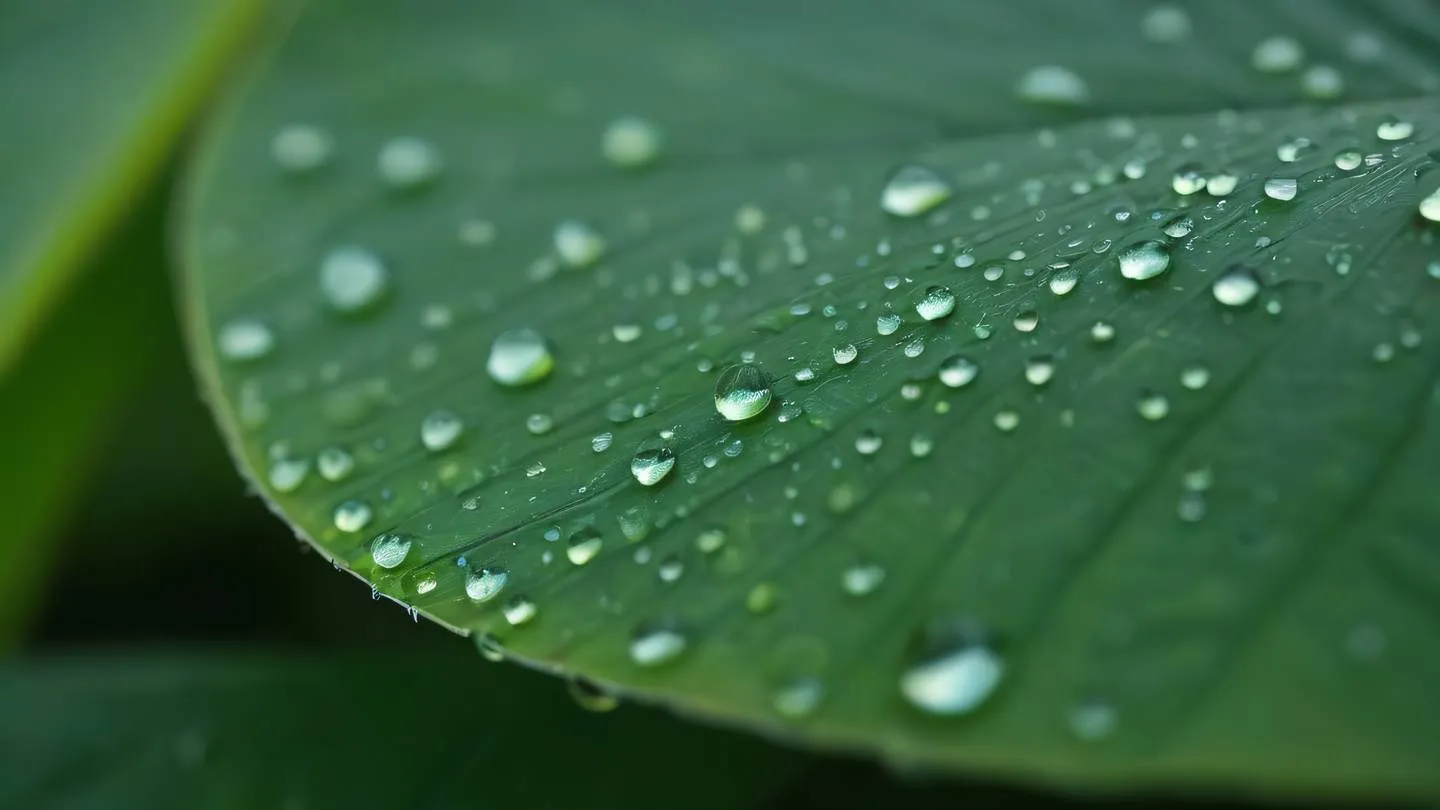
[320,246,389,313]
[370,532,413,569]
[1016,65,1090,105]
[1420,186,1440,223]
[525,413,554,435]
[553,220,607,268]
[1180,364,1211,390]
[567,526,604,566]
[1178,490,1207,522]
[656,554,685,583]
[854,429,883,455]
[938,355,979,388]
[833,343,859,365]
[503,595,537,626]
[629,623,686,667]
[1069,699,1118,741]
[1251,36,1304,73]
[317,447,354,481]
[876,313,902,335]
[377,136,442,188]
[1205,171,1239,196]
[1301,65,1344,99]
[217,318,275,362]
[714,364,773,421]
[1141,5,1191,42]
[420,409,464,452]
[1024,355,1056,386]
[267,457,309,493]
[1117,239,1171,281]
[1136,390,1170,421]
[900,642,1004,716]
[735,205,766,234]
[1375,116,1414,141]
[1334,149,1363,171]
[487,328,554,386]
[994,410,1020,432]
[773,677,826,718]
[842,564,885,596]
[880,165,952,217]
[1170,164,1206,196]
[271,124,333,172]
[333,499,372,533]
[914,286,956,321]
[601,116,662,167]
[1161,214,1194,239]
[631,447,676,486]
[1047,267,1079,295]
[465,566,508,602]
[1263,176,1298,201]
[1212,265,1261,306]
[567,677,619,712]
[1090,320,1116,343]
[591,432,614,452]
[909,433,934,458]
[1012,309,1039,333]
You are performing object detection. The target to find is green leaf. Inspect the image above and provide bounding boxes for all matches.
[0,0,262,375]
[181,0,1440,797]
[0,648,802,809]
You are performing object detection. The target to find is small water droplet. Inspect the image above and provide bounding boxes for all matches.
[1136,390,1170,420]
[503,595,537,626]
[1170,164,1206,196]
[1012,309,1039,333]
[881,165,952,217]
[1141,5,1191,42]
[657,555,684,583]
[317,447,354,481]
[631,447,676,486]
[1047,267,1079,295]
[1301,64,1344,99]
[833,343,859,365]
[487,328,554,386]
[567,526,604,566]
[420,409,464,452]
[994,410,1020,432]
[320,246,389,313]
[333,499,372,533]
[1212,265,1261,306]
[553,220,607,268]
[714,364,773,421]
[1024,355,1056,386]
[568,677,619,712]
[1180,364,1211,390]
[915,285,956,322]
[1016,64,1090,105]
[629,623,686,667]
[1117,239,1171,281]
[1334,149,1364,171]
[465,566,508,602]
[377,136,442,188]
[842,564,885,596]
[1205,170,1239,196]
[876,312,902,335]
[267,457,309,493]
[1420,186,1440,223]
[1161,214,1194,239]
[271,124,333,172]
[854,429,883,455]
[773,677,826,718]
[900,642,1004,716]
[218,318,275,362]
[1252,36,1304,73]
[591,432,614,452]
[938,355,979,388]
[1090,320,1116,343]
[370,532,413,569]
[601,116,662,167]
[1263,176,1298,201]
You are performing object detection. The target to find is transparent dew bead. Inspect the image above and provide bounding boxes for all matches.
[842,564,886,596]
[566,527,604,566]
[937,355,979,388]
[370,532,413,569]
[1205,171,1239,196]
[270,124,333,172]
[1170,163,1206,195]
[420,409,464,452]
[600,116,662,168]
[630,447,676,486]
[333,499,373,533]
[880,165,952,217]
[377,135,442,188]
[1375,116,1414,141]
[487,328,554,386]
[217,318,275,362]
[1047,267,1079,295]
[319,246,389,313]
[1420,186,1440,224]
[714,363,773,421]
[1251,36,1304,73]
[1136,390,1170,421]
[553,219,607,268]
[629,623,687,667]
[1334,149,1363,171]
[900,643,1004,716]
[832,343,859,365]
[1212,265,1261,307]
[1263,176,1298,201]
[1141,5,1191,42]
[465,566,508,602]
[502,595,537,626]
[1024,355,1056,386]
[914,285,957,321]
[876,312,902,335]
[772,677,826,719]
[267,458,309,493]
[1015,64,1090,105]
[1116,239,1171,281]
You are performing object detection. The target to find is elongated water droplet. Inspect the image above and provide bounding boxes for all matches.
[1212,265,1261,306]
[1117,239,1171,281]
[370,532,413,569]
[714,364,773,421]
[1263,176,1298,201]
[915,286,956,321]
[465,566,508,602]
[631,447,676,486]
[881,165,952,217]
[1016,64,1090,105]
[218,319,274,362]
[900,642,1004,716]
[487,328,554,386]
[320,246,389,313]
[630,623,686,667]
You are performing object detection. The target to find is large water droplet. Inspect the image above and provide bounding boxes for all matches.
[487,328,554,386]
[915,286,957,321]
[714,364,773,421]
[320,246,389,313]
[1116,239,1171,281]
[1212,265,1260,307]
[370,532,413,569]
[833,343,859,365]
[631,447,676,486]
[880,165,952,218]
[1263,176,1298,201]
[1420,186,1440,223]
[900,643,1004,716]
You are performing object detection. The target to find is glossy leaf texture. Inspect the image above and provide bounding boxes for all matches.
[0,649,801,809]
[0,0,262,374]
[181,0,1440,797]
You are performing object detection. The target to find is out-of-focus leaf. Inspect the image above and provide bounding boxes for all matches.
[0,0,263,375]
[0,648,802,810]
[181,0,1440,797]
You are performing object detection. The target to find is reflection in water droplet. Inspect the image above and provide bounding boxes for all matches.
[881,165,952,217]
[1047,268,1079,295]
[1161,215,1194,239]
[631,447,677,486]
[714,364,773,421]
[1420,186,1440,223]
[876,312,902,335]
[1263,176,1298,201]
[854,429,883,456]
[900,643,1004,716]
[833,343,859,365]
[487,328,554,386]
[370,532,413,569]
[1117,240,1171,281]
[320,246,389,313]
[1205,171,1239,196]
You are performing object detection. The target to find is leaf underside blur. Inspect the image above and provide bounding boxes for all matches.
[0,649,799,810]
[0,0,260,375]
[182,0,1440,797]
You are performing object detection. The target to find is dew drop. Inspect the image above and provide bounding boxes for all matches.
[630,623,687,667]
[377,136,442,188]
[876,313,902,335]
[333,499,372,533]
[267,458,309,493]
[833,343,859,365]
[1161,214,1194,239]
[1117,239,1171,281]
[1420,187,1440,223]
[714,364,773,421]
[1047,267,1079,295]
[900,643,1004,716]
[567,526,604,566]
[1015,65,1090,105]
[880,165,952,218]
[420,409,464,452]
[1141,5,1191,42]
[773,677,826,719]
[1376,116,1414,141]
[1090,320,1116,343]
[842,564,885,596]
[1136,390,1170,421]
[1012,309,1039,333]
[1263,176,1298,201]
[600,116,662,168]
[1334,149,1363,171]
[591,432,614,452]
[271,124,333,172]
[464,566,508,602]
[1170,164,1206,196]
[1301,65,1344,99]
[317,447,354,482]
[568,677,619,712]
[319,246,389,313]
[914,286,956,322]
[938,355,979,388]
[1212,265,1261,307]
[503,596,537,626]
[1024,355,1056,386]
[553,220,607,268]
[854,429,883,456]
[630,447,676,486]
[370,532,413,569]
[1180,364,1211,390]
[1205,171,1239,196]
[1251,36,1304,73]
[487,328,554,386]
